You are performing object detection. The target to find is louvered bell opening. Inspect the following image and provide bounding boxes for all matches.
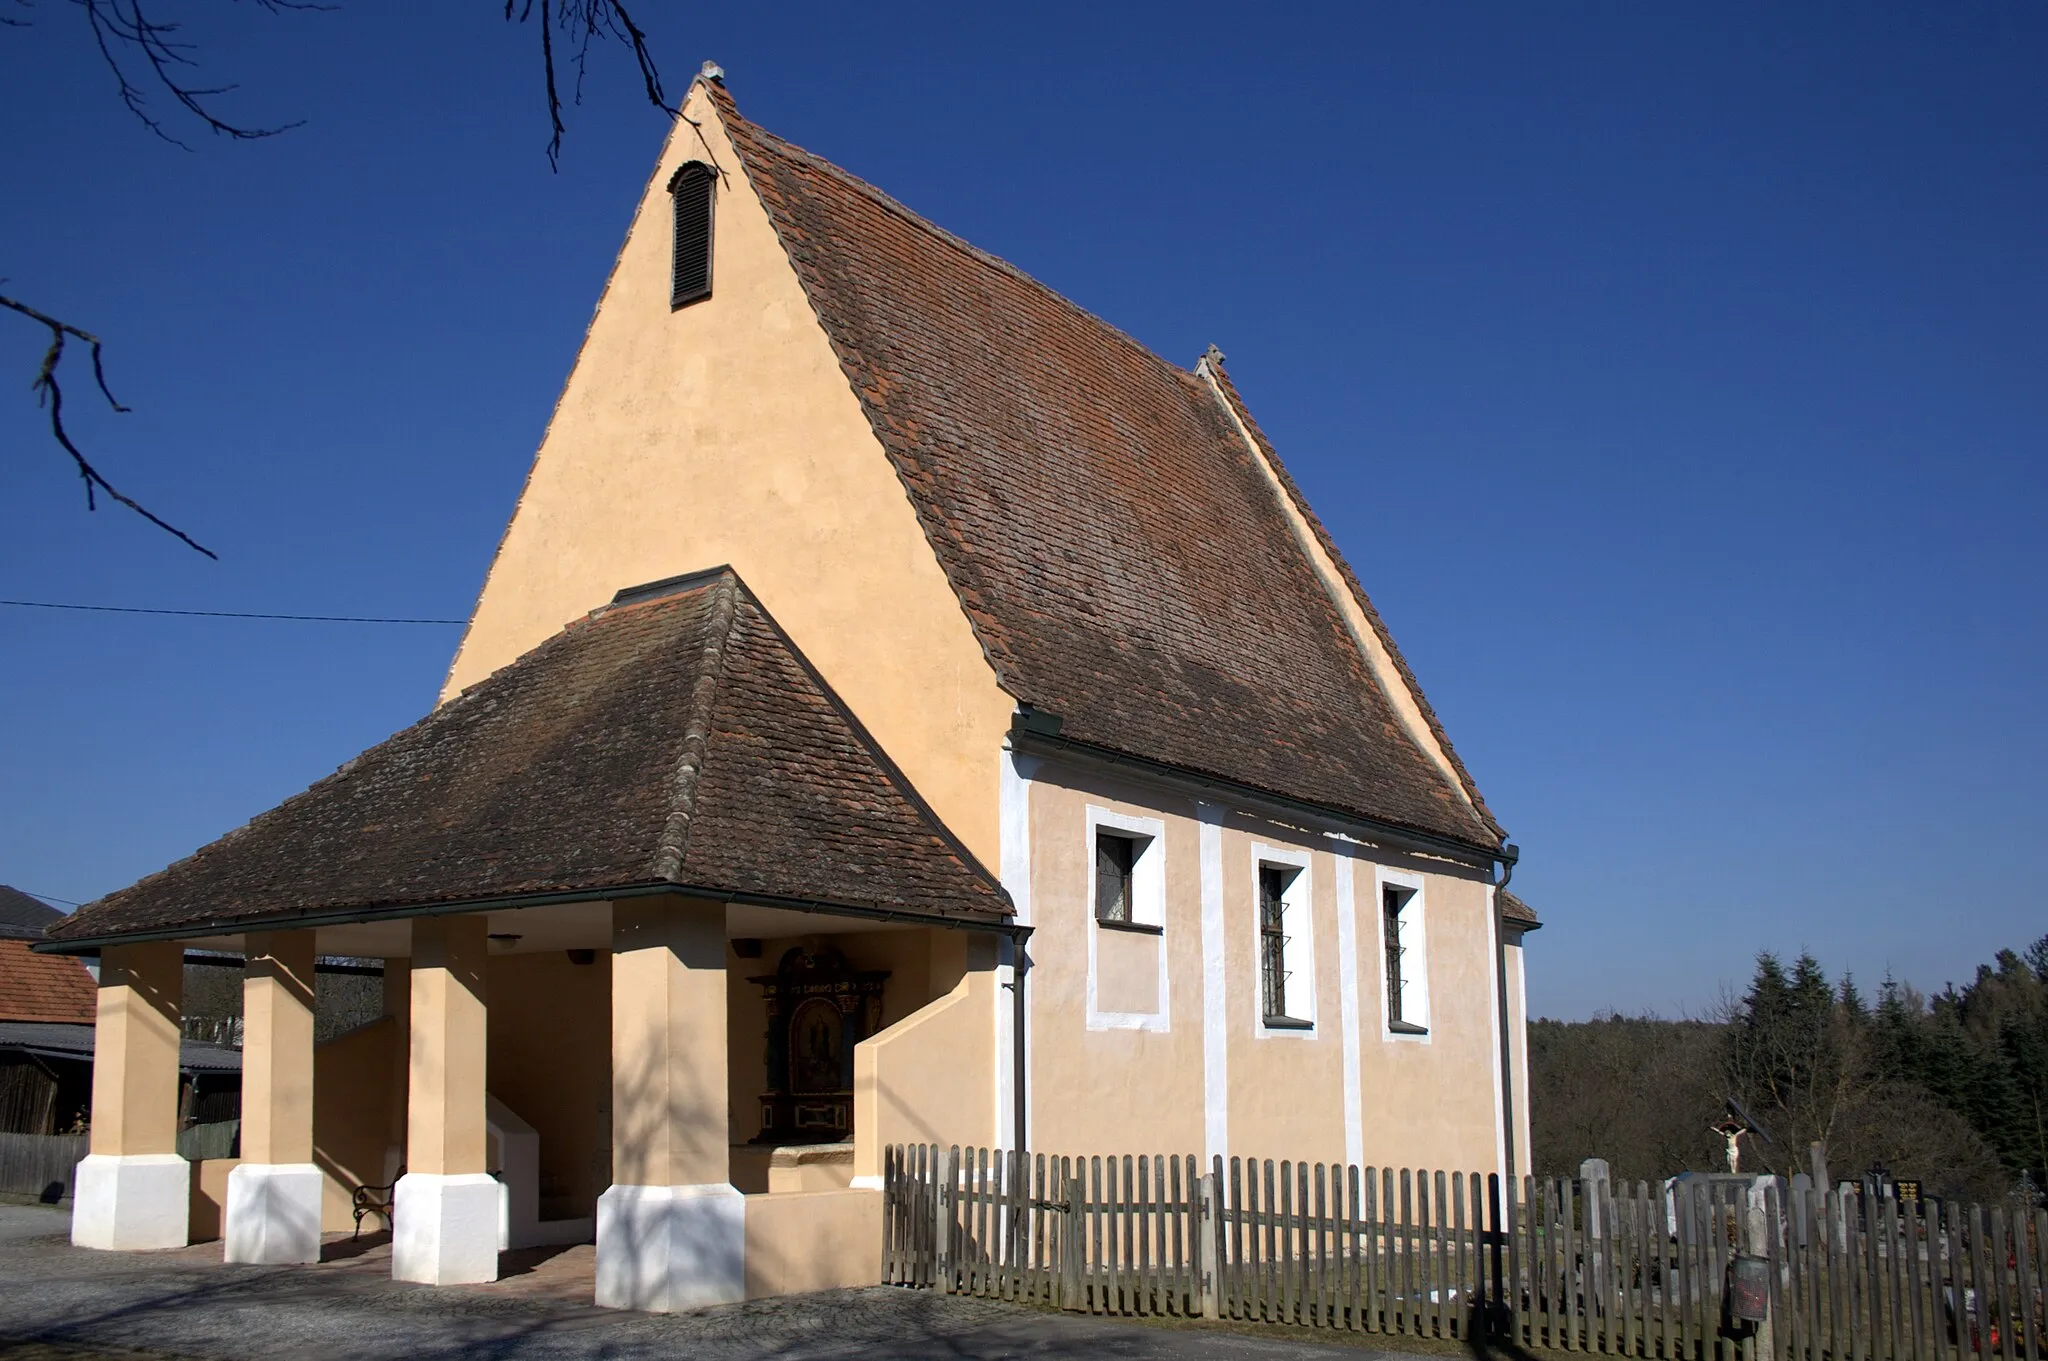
[669,163,715,309]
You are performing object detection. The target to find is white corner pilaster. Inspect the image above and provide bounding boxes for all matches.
[394,914,495,1284]
[598,896,737,1310]
[71,1154,189,1251]
[224,1162,323,1264]
[595,1183,745,1311]
[74,940,187,1252]
[392,1171,502,1284]
[227,930,320,1264]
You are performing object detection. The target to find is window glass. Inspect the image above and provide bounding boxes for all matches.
[1095,832,1136,923]
[1384,886,1409,1027]
[1260,865,1293,1020]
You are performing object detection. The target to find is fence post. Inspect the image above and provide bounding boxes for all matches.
[936,1146,955,1294]
[1062,1159,1086,1311]
[1746,1178,1777,1361]
[1199,1170,1223,1320]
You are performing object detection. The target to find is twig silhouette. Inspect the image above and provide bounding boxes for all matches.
[1,290,216,558]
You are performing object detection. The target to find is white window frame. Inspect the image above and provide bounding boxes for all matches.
[1085,806,1168,1032]
[1250,842,1316,1039]
[1375,866,1430,1041]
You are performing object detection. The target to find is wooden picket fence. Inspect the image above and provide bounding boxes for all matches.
[880,1144,2048,1361]
[0,1131,88,1203]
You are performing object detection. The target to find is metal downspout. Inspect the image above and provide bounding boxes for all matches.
[1011,930,1029,1156]
[1490,840,1521,1324]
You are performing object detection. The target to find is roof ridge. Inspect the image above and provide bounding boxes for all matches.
[648,569,741,881]
[708,86,1202,397]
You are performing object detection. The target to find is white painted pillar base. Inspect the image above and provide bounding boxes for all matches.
[392,1172,500,1284]
[595,1183,745,1312]
[224,1163,323,1264]
[71,1153,189,1251]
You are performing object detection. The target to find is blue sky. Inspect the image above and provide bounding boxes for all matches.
[2,3,2042,1020]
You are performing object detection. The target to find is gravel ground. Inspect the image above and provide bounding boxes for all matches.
[0,1206,1404,1360]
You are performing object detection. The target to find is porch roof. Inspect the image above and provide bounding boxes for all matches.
[43,570,1010,950]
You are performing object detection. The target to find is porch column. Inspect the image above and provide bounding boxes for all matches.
[73,940,188,1250]
[392,915,496,1284]
[225,930,320,1263]
[595,896,740,1311]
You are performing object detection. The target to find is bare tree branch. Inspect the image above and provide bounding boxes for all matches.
[58,0,324,148]
[1,291,217,558]
[4,1,676,556]
[504,0,677,170]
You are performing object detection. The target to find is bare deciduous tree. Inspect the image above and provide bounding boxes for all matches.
[4,0,675,557]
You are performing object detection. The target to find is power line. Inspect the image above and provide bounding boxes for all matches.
[18,889,81,908]
[2,599,466,625]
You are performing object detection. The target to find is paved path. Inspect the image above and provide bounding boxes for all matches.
[0,1207,1400,1360]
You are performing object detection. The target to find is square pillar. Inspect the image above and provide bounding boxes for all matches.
[73,940,188,1251]
[225,930,321,1264]
[393,915,497,1285]
[596,896,742,1312]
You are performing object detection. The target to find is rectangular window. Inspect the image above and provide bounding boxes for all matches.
[1384,884,1426,1034]
[1095,832,1137,925]
[1260,865,1300,1023]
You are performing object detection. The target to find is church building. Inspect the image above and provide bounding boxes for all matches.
[40,67,1537,1312]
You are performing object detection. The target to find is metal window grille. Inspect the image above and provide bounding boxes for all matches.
[1260,866,1292,1019]
[1094,832,1135,924]
[1383,886,1406,1024]
[669,162,715,308]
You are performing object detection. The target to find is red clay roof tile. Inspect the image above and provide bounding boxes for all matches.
[710,84,1501,852]
[0,939,97,1023]
[46,572,1009,945]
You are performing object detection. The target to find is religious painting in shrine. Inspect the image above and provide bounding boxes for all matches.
[749,943,888,1143]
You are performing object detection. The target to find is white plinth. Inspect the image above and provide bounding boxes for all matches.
[595,1182,745,1312]
[225,1162,323,1264]
[392,1172,500,1285]
[71,1153,189,1251]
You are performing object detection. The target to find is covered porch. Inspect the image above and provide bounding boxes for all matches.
[37,571,1014,1309]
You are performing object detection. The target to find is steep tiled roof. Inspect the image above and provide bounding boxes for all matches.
[0,885,63,940]
[45,572,1009,946]
[711,86,1501,852]
[0,939,97,1023]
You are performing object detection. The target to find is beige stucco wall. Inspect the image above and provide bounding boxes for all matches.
[90,941,183,1158]
[1021,761,1509,1178]
[1346,852,1501,1175]
[440,80,1013,867]
[408,915,490,1178]
[487,951,611,1219]
[852,932,998,1178]
[241,931,315,1166]
[1023,771,1207,1159]
[743,1188,881,1297]
[313,1016,398,1231]
[189,1158,237,1242]
[612,897,727,1188]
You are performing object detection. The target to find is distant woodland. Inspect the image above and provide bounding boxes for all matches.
[1529,936,2048,1202]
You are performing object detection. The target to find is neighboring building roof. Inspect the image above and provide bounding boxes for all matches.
[0,885,63,940]
[0,938,97,1023]
[45,571,1010,947]
[0,1020,241,1073]
[1499,890,1542,930]
[711,84,1502,853]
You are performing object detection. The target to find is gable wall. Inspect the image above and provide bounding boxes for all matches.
[442,83,1013,864]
